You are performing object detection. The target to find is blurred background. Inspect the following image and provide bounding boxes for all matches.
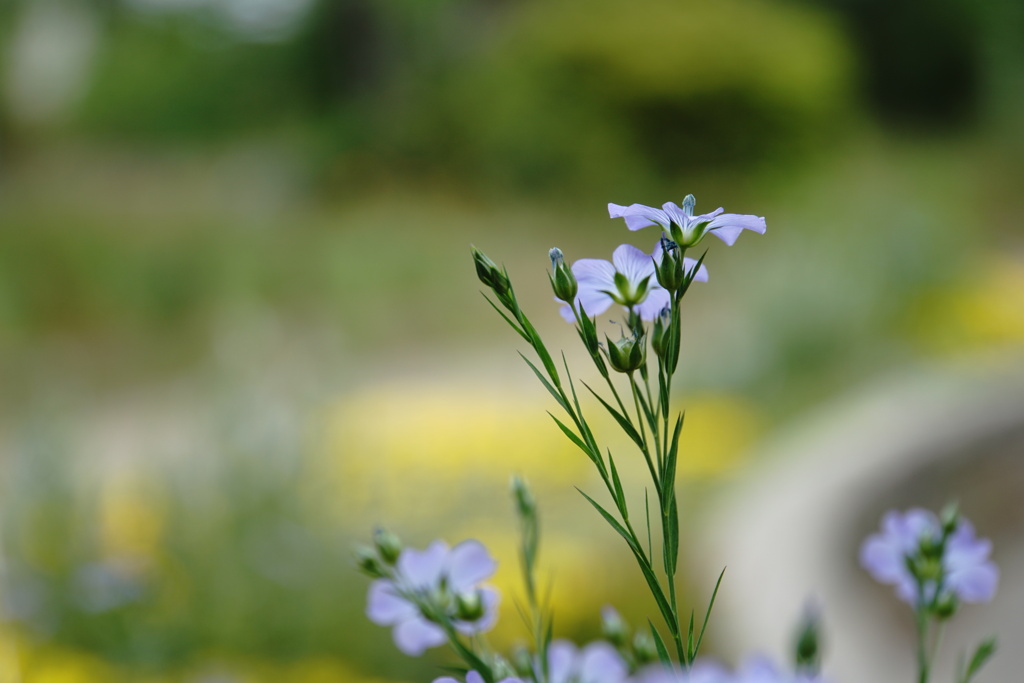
[0,0,1022,681]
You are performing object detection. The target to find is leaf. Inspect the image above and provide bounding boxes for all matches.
[694,567,726,659]
[548,413,598,466]
[584,381,645,450]
[577,488,676,632]
[519,353,568,412]
[482,293,529,341]
[649,620,672,667]
[608,451,628,516]
[963,637,997,683]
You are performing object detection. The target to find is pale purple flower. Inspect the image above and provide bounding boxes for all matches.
[559,242,707,323]
[366,539,499,656]
[859,508,998,606]
[608,196,766,247]
[632,657,826,683]
[547,639,629,683]
[434,673,523,683]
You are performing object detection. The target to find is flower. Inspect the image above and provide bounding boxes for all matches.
[632,657,827,683]
[434,672,523,683]
[559,243,707,323]
[859,508,999,606]
[547,640,628,683]
[608,195,766,247]
[366,539,499,656]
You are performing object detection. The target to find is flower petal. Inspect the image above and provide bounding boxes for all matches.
[611,244,656,287]
[683,257,709,283]
[447,540,497,591]
[547,640,578,683]
[949,562,999,602]
[609,203,670,231]
[578,641,627,683]
[706,213,767,246]
[634,287,670,322]
[392,616,446,656]
[366,580,416,625]
[398,540,448,589]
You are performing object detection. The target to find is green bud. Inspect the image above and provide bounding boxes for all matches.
[354,545,387,578]
[492,659,519,681]
[455,590,485,621]
[632,631,657,665]
[601,606,628,647]
[374,527,403,565]
[549,248,578,303]
[472,246,511,296]
[606,333,646,374]
[655,238,684,293]
[651,307,672,359]
[919,534,944,560]
[941,501,960,537]
[793,607,822,673]
[512,647,535,677]
[511,476,536,520]
[934,592,958,619]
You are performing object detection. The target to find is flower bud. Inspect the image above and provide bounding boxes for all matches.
[934,592,959,619]
[512,647,535,677]
[651,307,672,359]
[511,476,536,521]
[793,606,822,673]
[655,238,684,293]
[606,333,646,374]
[373,528,403,565]
[632,631,657,665]
[455,590,485,622]
[941,501,960,537]
[601,606,628,647]
[354,545,386,578]
[549,248,578,303]
[472,246,511,296]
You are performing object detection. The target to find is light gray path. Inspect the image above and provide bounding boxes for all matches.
[696,356,1024,682]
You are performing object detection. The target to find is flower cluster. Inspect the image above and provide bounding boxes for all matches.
[555,197,763,325]
[363,534,500,656]
[860,507,999,612]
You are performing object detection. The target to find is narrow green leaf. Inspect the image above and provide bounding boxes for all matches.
[520,316,560,386]
[964,637,997,683]
[663,493,679,577]
[644,488,653,560]
[583,381,645,450]
[694,567,726,658]
[685,610,695,664]
[608,451,628,517]
[548,413,598,465]
[633,378,658,433]
[577,490,676,634]
[482,293,529,341]
[648,621,672,667]
[663,412,684,487]
[519,353,569,412]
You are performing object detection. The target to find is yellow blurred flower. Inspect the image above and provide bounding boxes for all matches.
[910,254,1024,353]
[97,475,164,563]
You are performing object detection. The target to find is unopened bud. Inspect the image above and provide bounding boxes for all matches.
[455,590,486,622]
[373,528,403,565]
[472,246,511,296]
[355,545,386,578]
[651,307,672,359]
[632,631,657,665]
[655,238,684,293]
[511,476,536,520]
[793,605,822,673]
[934,592,958,619]
[606,333,646,374]
[512,647,535,677]
[601,606,628,646]
[549,248,578,303]
[941,501,960,537]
